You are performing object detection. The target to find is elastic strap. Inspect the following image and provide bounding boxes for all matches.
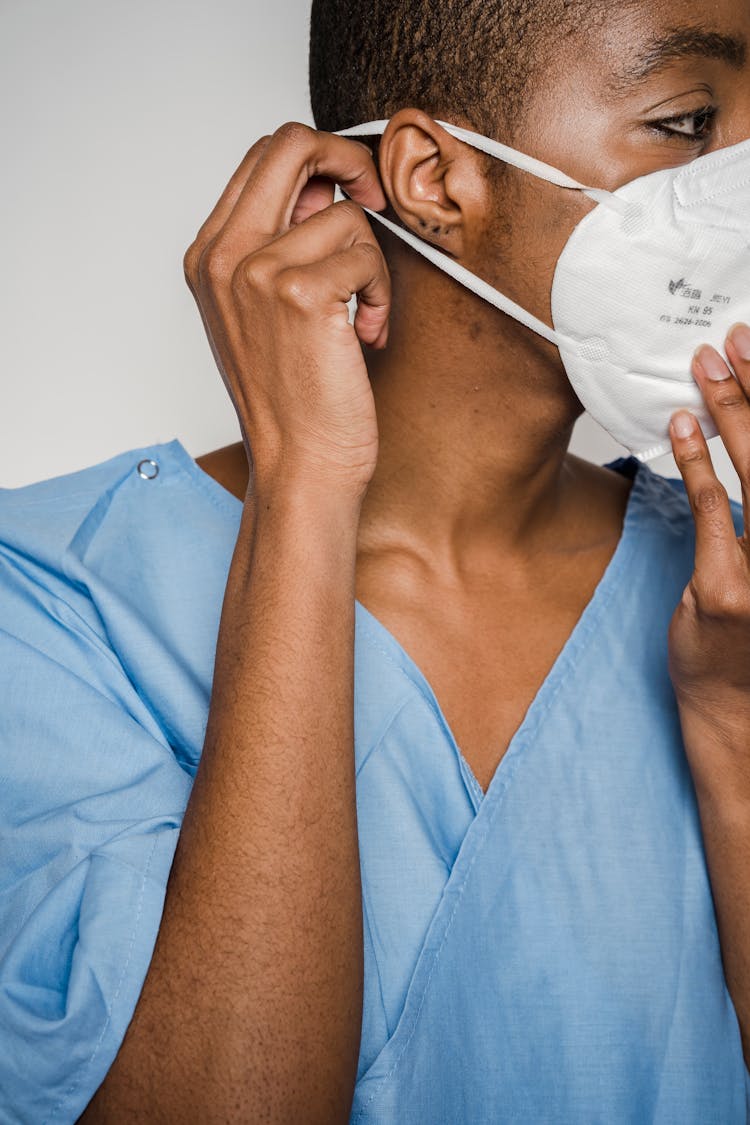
[335,118,627,214]
[332,117,616,348]
[352,201,565,347]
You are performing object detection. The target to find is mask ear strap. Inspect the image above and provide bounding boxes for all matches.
[335,119,627,214]
[344,196,567,348]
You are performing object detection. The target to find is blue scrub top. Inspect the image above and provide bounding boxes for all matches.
[0,438,748,1123]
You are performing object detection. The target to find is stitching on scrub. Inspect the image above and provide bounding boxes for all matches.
[0,552,177,760]
[47,834,160,1124]
[360,877,393,1047]
[355,627,471,795]
[173,464,240,519]
[171,445,243,520]
[356,695,414,777]
[0,492,102,511]
[463,762,485,809]
[357,618,449,720]
[0,618,147,741]
[351,741,528,1119]
[355,628,615,1117]
[0,547,133,684]
[352,481,643,1119]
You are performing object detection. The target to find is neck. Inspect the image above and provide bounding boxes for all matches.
[196,254,617,567]
[358,254,588,566]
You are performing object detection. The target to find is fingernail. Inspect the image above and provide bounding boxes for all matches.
[672,411,695,438]
[695,345,729,381]
[729,323,750,361]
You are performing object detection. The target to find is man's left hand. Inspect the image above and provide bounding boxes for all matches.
[668,323,750,800]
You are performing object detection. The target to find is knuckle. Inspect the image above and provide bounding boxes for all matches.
[232,252,276,295]
[674,444,705,469]
[713,387,746,410]
[697,582,748,619]
[695,587,724,618]
[183,242,200,289]
[692,482,728,515]
[356,239,383,269]
[274,120,314,147]
[242,136,272,166]
[198,242,233,288]
[276,268,315,310]
[335,198,364,225]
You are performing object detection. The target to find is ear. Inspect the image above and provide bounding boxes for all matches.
[377,108,491,257]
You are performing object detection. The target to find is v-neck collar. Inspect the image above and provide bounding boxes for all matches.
[353,455,649,808]
[170,438,650,808]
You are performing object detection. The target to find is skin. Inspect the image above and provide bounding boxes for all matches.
[81,0,750,1119]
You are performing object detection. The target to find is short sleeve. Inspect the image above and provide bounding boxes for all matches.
[0,544,193,1123]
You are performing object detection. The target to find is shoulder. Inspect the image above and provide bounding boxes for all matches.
[0,443,173,563]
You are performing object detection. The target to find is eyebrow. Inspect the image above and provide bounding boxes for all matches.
[612,27,746,88]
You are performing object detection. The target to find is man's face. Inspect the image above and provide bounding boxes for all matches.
[477,0,750,328]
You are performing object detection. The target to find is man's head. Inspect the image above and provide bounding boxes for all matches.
[308,2,750,361]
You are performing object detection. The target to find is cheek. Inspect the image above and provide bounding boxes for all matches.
[475,177,594,324]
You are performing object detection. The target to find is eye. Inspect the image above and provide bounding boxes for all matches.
[647,105,718,142]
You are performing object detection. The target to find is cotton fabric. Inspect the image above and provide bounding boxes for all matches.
[0,438,748,1122]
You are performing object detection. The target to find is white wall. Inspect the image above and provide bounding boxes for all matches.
[1,0,312,486]
[1,0,742,503]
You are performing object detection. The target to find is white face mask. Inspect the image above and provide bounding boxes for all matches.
[334,118,750,462]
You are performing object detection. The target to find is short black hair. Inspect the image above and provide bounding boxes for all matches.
[309,1,595,141]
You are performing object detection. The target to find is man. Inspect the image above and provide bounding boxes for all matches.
[2,0,750,1120]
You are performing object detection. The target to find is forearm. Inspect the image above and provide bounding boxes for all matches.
[84,479,364,1122]
[678,704,750,1066]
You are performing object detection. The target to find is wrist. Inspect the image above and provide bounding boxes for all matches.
[675,696,750,808]
[249,439,376,509]
[252,468,368,512]
[248,470,365,545]
[229,468,362,589]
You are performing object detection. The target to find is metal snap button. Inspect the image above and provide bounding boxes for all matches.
[137,458,160,480]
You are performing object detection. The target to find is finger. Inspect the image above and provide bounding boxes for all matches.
[184,135,273,288]
[670,409,740,583]
[725,322,750,401]
[244,239,391,348]
[289,175,337,226]
[238,199,391,346]
[301,244,390,347]
[240,198,379,271]
[691,343,750,531]
[217,121,386,249]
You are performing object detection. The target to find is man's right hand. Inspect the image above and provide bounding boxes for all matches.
[81,123,385,1125]
[182,121,391,500]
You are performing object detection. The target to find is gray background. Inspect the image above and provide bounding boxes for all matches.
[1,0,742,501]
